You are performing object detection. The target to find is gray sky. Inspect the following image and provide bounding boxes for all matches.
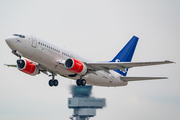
[0,0,179,120]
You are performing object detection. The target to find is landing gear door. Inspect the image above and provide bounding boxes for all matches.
[31,35,37,48]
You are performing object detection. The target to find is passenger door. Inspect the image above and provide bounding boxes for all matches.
[31,35,37,48]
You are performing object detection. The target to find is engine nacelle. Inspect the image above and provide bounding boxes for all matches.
[64,58,87,75]
[17,59,39,76]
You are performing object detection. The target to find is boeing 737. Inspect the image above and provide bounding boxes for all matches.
[5,33,174,87]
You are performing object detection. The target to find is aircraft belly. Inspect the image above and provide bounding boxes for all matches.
[85,72,111,86]
[85,72,127,87]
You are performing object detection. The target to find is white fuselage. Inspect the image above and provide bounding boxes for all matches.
[5,33,127,87]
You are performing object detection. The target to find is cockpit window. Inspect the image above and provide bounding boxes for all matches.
[13,34,25,38]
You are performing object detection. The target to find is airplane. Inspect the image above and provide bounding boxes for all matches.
[5,33,174,87]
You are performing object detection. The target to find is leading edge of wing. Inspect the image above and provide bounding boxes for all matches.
[121,76,168,81]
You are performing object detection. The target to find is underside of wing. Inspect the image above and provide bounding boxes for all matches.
[4,63,50,75]
[121,76,168,81]
[85,60,174,72]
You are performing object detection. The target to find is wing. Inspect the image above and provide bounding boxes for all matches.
[85,60,174,73]
[4,63,49,75]
[4,64,17,67]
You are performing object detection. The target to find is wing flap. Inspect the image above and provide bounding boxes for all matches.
[121,76,168,81]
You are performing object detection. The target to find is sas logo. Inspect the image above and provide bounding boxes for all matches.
[17,40,21,43]
[115,59,120,62]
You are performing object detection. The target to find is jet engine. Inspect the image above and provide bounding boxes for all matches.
[64,58,87,75]
[17,59,40,76]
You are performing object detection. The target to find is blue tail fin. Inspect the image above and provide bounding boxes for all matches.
[111,36,139,76]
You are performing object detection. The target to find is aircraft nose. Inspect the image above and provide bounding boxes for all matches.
[5,36,16,49]
[5,36,13,44]
[5,36,11,45]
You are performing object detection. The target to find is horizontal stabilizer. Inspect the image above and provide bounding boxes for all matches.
[121,76,168,81]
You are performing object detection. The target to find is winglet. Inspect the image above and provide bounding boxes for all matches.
[165,60,175,64]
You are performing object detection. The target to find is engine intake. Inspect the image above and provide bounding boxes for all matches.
[17,59,39,76]
[64,58,87,75]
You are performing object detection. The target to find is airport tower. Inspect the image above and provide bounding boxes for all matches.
[68,85,106,120]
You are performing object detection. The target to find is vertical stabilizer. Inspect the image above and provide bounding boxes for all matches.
[111,36,139,76]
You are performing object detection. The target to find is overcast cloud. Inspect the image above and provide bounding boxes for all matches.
[0,0,179,120]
